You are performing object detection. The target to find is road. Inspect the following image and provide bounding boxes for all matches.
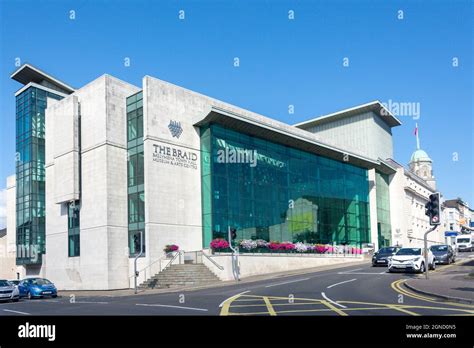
[1,253,473,316]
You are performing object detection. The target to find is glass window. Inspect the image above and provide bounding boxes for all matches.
[67,201,80,257]
[201,124,371,248]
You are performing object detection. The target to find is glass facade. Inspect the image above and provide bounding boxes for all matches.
[201,124,371,248]
[375,172,392,247]
[15,87,63,264]
[68,201,80,257]
[126,91,145,256]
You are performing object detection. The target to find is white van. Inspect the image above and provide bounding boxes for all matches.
[455,234,473,252]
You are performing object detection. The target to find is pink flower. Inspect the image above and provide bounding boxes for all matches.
[210,238,230,250]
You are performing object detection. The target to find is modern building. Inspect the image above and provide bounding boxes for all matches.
[4,64,448,290]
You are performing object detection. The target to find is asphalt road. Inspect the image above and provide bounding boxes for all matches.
[1,253,473,316]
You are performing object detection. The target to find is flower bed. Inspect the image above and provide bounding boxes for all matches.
[210,238,363,255]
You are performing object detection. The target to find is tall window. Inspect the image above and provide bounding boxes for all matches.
[68,201,80,257]
[15,87,63,265]
[127,91,145,256]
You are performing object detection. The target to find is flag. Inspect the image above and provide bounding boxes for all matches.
[414,125,418,136]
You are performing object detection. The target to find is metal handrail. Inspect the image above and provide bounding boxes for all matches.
[129,250,184,280]
[163,250,184,271]
[201,250,224,270]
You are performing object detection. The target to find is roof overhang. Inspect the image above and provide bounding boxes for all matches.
[294,101,402,129]
[11,64,75,94]
[195,106,396,173]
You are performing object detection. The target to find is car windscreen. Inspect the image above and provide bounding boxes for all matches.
[430,245,448,252]
[379,247,397,254]
[30,278,52,285]
[0,280,11,287]
[457,238,470,243]
[396,248,421,255]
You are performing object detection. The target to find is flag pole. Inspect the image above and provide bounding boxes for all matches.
[415,123,420,150]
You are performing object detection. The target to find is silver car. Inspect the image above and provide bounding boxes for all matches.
[0,279,20,302]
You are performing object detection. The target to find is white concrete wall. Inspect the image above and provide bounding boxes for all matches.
[45,75,140,290]
[47,95,80,204]
[304,112,393,161]
[1,175,22,279]
[203,253,364,281]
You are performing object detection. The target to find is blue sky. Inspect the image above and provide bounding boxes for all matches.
[0,0,472,228]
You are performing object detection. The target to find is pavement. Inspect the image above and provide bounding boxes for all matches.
[1,254,473,316]
[405,255,474,304]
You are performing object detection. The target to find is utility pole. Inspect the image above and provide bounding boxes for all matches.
[228,226,240,281]
[424,192,441,280]
[423,226,437,280]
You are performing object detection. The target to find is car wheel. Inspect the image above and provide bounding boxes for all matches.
[12,298,19,303]
[52,295,57,298]
[27,292,32,300]
[431,261,436,270]
[419,262,425,274]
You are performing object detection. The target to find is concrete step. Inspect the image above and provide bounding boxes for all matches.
[138,262,221,289]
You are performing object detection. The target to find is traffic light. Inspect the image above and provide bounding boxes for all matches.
[425,192,441,226]
[230,228,237,240]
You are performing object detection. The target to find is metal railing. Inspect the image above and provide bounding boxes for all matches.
[201,250,224,270]
[130,249,224,287]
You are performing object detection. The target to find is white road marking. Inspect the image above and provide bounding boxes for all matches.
[74,301,109,304]
[321,292,347,309]
[343,268,363,273]
[3,309,30,315]
[219,290,250,308]
[136,304,208,312]
[326,278,357,289]
[338,272,388,275]
[265,278,310,288]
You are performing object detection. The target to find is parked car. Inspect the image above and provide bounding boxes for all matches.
[430,244,455,265]
[18,278,58,299]
[8,280,20,286]
[372,246,401,266]
[388,247,435,273]
[0,279,20,302]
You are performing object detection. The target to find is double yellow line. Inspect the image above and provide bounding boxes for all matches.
[391,278,474,309]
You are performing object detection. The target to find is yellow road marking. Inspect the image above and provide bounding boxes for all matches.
[263,296,277,316]
[386,304,419,316]
[231,302,327,308]
[320,300,348,316]
[391,279,474,309]
[222,290,474,316]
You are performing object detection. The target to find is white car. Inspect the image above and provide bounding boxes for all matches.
[0,279,20,302]
[388,247,435,273]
